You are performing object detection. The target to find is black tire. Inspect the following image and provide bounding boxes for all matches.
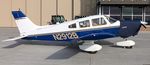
[125,46,133,49]
[88,51,98,54]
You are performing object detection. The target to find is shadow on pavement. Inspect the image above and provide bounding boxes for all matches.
[23,40,69,46]
[3,40,26,48]
[46,47,80,59]
[3,39,80,59]
[110,45,124,48]
[95,40,125,48]
[95,40,114,45]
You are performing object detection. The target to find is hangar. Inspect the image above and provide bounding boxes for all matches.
[97,0,150,31]
[0,0,150,30]
[0,0,97,27]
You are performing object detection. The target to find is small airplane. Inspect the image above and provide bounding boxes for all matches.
[3,10,147,53]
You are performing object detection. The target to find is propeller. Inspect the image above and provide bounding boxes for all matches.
[141,21,148,29]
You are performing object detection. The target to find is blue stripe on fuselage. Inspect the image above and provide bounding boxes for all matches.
[23,27,120,41]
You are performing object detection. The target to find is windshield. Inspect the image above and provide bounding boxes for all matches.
[104,15,118,24]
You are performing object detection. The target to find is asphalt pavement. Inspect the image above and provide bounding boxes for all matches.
[0,28,150,65]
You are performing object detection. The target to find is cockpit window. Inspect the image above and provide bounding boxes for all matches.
[79,20,90,28]
[69,23,76,28]
[105,15,117,24]
[92,18,106,26]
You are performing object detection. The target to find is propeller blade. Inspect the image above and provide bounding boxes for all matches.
[141,24,147,29]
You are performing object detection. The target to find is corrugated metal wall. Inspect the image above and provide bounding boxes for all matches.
[0,0,12,27]
[26,0,41,26]
[58,0,72,21]
[0,0,97,27]
[42,0,56,25]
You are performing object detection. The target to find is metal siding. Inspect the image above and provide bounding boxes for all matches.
[58,0,72,21]
[74,0,81,17]
[100,0,150,5]
[26,0,41,26]
[81,0,97,16]
[42,0,56,25]
[0,0,12,27]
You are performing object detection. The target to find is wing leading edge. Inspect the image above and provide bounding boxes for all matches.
[2,36,26,42]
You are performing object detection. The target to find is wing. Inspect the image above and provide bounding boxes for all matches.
[2,36,26,42]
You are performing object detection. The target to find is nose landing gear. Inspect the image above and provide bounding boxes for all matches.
[115,40,135,49]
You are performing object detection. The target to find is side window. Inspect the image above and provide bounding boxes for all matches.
[92,18,106,26]
[69,23,76,28]
[79,20,90,28]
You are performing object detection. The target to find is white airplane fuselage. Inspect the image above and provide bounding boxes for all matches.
[22,15,120,41]
[9,11,145,42]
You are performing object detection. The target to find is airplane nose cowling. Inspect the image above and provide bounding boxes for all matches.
[119,20,141,38]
